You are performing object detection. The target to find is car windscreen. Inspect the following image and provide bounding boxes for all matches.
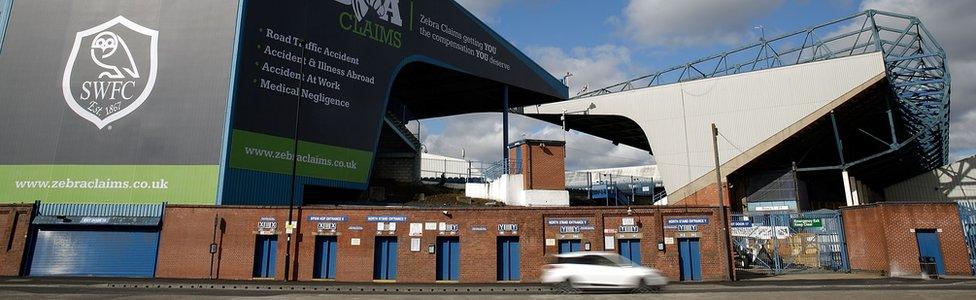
[557,255,626,266]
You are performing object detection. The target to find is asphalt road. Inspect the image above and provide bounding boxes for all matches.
[2,288,975,300]
[1,277,975,299]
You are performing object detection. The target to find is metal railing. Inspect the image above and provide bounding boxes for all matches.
[420,158,489,184]
[957,200,976,275]
[576,10,949,170]
[731,210,849,275]
[565,171,664,205]
[419,158,522,184]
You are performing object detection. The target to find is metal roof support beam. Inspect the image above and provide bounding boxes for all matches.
[831,111,846,165]
[858,128,892,148]
[886,97,900,146]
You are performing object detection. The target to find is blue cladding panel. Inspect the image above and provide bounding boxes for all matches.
[497,237,520,281]
[916,230,946,275]
[508,238,520,280]
[38,203,164,218]
[437,237,460,280]
[619,239,641,266]
[252,235,277,278]
[679,238,701,281]
[515,147,522,172]
[373,238,385,279]
[498,238,508,280]
[328,237,338,278]
[387,238,398,279]
[30,227,159,277]
[221,168,368,205]
[313,236,338,279]
[451,238,460,280]
[374,237,397,280]
[690,239,701,280]
[223,168,292,206]
[437,238,447,279]
[559,240,581,254]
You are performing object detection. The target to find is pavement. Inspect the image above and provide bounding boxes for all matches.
[1,275,975,299]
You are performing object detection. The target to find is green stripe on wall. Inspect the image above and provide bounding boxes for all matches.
[229,129,372,184]
[0,165,219,204]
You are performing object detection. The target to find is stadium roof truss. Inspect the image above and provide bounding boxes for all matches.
[565,9,950,173]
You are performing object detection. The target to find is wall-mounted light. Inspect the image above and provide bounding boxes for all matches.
[584,242,591,251]
[427,244,436,254]
[657,242,665,251]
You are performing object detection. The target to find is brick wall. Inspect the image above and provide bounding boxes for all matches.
[842,205,889,272]
[157,206,294,280]
[156,205,732,283]
[524,144,565,190]
[0,204,32,276]
[842,203,971,276]
[509,141,566,190]
[671,182,731,207]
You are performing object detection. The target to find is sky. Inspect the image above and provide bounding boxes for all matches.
[410,0,976,171]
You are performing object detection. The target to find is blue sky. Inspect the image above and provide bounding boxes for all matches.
[412,0,976,170]
[490,0,854,70]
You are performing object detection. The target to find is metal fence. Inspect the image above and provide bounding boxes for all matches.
[565,171,663,205]
[957,200,976,275]
[419,158,519,184]
[731,210,848,275]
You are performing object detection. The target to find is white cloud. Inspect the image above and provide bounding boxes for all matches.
[454,0,510,23]
[526,44,641,95]
[618,0,784,47]
[409,114,652,170]
[859,0,976,160]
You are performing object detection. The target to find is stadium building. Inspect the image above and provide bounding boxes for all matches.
[0,1,973,282]
[524,10,950,213]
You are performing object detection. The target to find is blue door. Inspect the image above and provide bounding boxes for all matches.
[915,229,946,275]
[437,237,461,281]
[678,238,701,281]
[558,239,581,254]
[313,236,338,279]
[618,239,641,266]
[373,237,398,280]
[29,227,159,277]
[514,147,522,172]
[252,235,277,278]
[497,237,520,281]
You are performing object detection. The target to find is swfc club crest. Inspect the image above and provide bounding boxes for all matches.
[62,16,158,129]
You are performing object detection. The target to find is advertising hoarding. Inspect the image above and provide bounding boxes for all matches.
[220,0,565,205]
[0,0,239,204]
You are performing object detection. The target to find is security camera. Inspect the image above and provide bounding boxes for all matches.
[442,210,449,216]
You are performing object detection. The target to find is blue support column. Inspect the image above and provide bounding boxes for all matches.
[502,85,509,173]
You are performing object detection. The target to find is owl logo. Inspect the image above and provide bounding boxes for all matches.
[90,31,140,79]
[62,16,158,130]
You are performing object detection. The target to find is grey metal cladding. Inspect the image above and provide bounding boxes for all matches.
[0,0,239,165]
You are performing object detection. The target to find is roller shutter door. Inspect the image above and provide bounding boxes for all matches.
[30,227,160,277]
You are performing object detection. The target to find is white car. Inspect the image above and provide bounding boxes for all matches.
[541,252,667,293]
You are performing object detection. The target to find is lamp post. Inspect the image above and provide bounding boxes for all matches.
[712,123,734,281]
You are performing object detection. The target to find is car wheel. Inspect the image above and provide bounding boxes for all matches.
[632,278,661,294]
[554,278,581,294]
